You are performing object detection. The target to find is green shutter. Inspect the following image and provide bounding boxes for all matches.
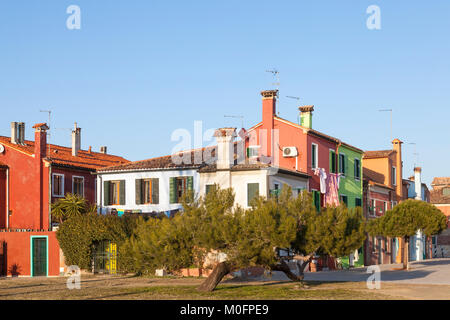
[170,177,177,204]
[247,183,259,206]
[135,179,142,205]
[152,178,159,204]
[329,151,333,173]
[187,176,193,191]
[104,181,110,206]
[313,191,320,212]
[119,180,126,205]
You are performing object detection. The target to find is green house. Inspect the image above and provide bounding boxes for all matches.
[337,142,364,268]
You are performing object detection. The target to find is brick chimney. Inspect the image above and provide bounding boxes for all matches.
[414,167,422,200]
[33,123,49,159]
[299,105,314,129]
[71,122,81,156]
[261,90,277,159]
[392,138,403,200]
[214,128,236,170]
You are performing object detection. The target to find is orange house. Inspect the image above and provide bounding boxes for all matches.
[362,140,405,265]
[430,177,450,257]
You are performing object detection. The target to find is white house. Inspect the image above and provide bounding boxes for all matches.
[95,151,206,216]
[198,128,310,208]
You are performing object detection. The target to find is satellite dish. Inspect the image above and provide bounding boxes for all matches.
[0,144,4,153]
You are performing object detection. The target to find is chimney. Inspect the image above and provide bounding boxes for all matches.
[214,128,236,170]
[299,105,314,129]
[11,122,18,144]
[71,122,81,156]
[32,123,49,159]
[392,138,403,200]
[414,167,422,200]
[100,146,107,154]
[261,90,277,159]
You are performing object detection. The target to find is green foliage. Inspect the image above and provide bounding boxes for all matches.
[120,185,367,275]
[51,193,96,223]
[56,213,135,270]
[368,199,447,238]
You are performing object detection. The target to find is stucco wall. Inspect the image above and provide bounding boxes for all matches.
[338,145,363,208]
[0,231,60,277]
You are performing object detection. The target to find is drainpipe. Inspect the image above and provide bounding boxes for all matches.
[48,163,52,230]
[6,167,9,229]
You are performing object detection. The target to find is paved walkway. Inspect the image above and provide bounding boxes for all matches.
[254,258,450,285]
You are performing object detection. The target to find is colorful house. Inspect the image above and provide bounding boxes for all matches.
[430,177,450,257]
[362,140,404,265]
[0,122,128,277]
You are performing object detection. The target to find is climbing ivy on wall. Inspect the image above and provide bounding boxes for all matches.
[56,213,138,271]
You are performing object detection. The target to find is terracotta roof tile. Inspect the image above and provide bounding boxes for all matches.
[0,136,129,170]
[363,150,395,159]
[432,177,450,186]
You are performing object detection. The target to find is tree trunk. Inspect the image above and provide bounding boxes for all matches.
[271,259,304,282]
[197,262,232,292]
[405,236,410,270]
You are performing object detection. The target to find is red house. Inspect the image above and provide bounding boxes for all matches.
[0,122,128,277]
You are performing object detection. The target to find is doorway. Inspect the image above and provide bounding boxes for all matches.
[31,237,48,277]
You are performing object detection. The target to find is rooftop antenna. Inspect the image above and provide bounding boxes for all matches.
[40,109,52,156]
[266,69,280,115]
[378,108,393,145]
[286,96,301,124]
[224,115,244,129]
[407,142,419,167]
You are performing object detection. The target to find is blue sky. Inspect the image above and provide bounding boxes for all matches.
[0,0,449,185]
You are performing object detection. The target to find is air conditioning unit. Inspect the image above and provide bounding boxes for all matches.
[282,147,298,158]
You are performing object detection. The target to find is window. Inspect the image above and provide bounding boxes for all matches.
[205,184,215,195]
[329,150,337,173]
[339,153,346,175]
[443,188,450,196]
[392,166,397,186]
[52,174,64,197]
[247,183,259,206]
[370,199,376,216]
[247,146,260,158]
[136,178,159,205]
[355,198,362,207]
[340,195,348,206]
[104,180,125,206]
[72,176,84,197]
[311,144,318,169]
[170,176,193,204]
[354,159,361,180]
[384,201,388,213]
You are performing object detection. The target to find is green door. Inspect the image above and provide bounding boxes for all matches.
[32,238,47,276]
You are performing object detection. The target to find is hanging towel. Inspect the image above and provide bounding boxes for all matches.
[314,168,327,194]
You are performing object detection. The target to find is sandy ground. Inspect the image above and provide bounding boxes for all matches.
[0,274,449,300]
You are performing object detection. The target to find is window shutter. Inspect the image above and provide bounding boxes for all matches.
[329,151,333,173]
[104,181,110,206]
[187,176,193,191]
[135,179,142,205]
[313,191,320,212]
[169,177,177,204]
[119,180,126,205]
[152,178,159,204]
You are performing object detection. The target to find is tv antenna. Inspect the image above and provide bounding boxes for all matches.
[287,96,301,124]
[266,69,280,95]
[407,142,419,167]
[40,109,52,156]
[224,115,244,129]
